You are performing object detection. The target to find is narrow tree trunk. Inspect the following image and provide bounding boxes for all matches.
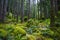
[21,0,24,23]
[0,0,4,22]
[40,0,42,19]
[0,0,8,22]
[32,0,35,19]
[28,0,31,20]
[3,0,8,22]
[50,0,55,27]
[43,0,47,19]
[16,0,18,22]
[37,0,39,19]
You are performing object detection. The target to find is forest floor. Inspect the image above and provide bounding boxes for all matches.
[0,19,60,40]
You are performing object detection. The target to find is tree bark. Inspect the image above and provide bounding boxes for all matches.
[0,0,8,22]
[3,0,8,22]
[0,0,4,22]
[50,0,55,27]
[21,0,24,23]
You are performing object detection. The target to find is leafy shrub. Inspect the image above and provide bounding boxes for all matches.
[26,19,39,27]
[26,34,36,40]
[0,18,60,40]
[0,24,27,40]
[0,29,7,37]
[13,27,26,35]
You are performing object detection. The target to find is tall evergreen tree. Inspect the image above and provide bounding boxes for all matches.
[21,0,24,23]
[50,0,55,27]
[0,0,8,22]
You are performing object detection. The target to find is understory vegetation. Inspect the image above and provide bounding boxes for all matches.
[0,19,60,40]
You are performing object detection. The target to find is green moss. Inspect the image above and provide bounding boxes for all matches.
[13,27,26,34]
[0,29,7,37]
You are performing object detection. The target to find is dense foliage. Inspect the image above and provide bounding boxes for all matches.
[0,19,60,40]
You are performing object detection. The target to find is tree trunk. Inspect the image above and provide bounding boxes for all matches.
[0,0,8,22]
[0,0,4,22]
[32,0,36,19]
[27,0,31,20]
[40,0,42,19]
[3,0,8,22]
[50,0,55,27]
[21,0,24,23]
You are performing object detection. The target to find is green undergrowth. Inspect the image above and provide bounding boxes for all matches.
[0,19,60,40]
